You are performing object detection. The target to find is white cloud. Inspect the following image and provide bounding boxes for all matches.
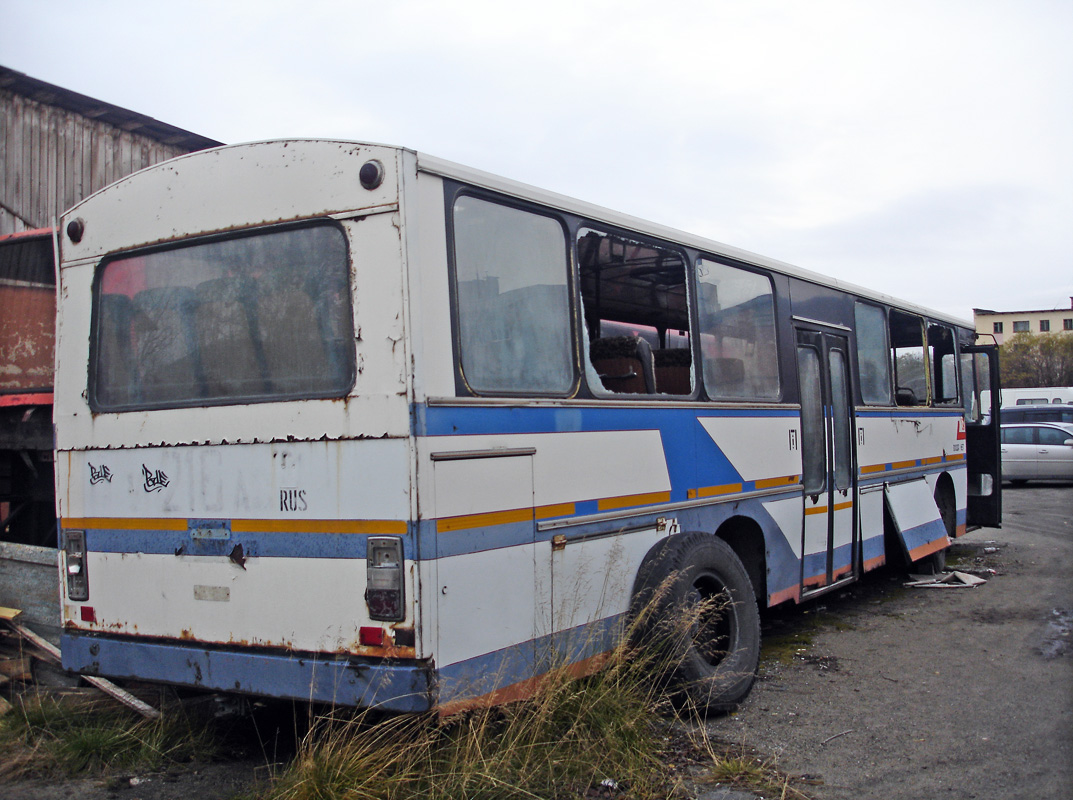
[1,0,1070,319]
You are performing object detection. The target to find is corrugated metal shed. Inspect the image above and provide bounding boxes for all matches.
[1,65,223,235]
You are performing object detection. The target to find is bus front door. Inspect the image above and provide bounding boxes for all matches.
[796,329,857,596]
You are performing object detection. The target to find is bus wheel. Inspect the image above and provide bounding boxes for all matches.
[631,532,760,713]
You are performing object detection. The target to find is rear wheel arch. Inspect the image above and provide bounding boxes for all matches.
[713,515,768,604]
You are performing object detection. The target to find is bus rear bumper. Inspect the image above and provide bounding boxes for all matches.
[61,632,435,713]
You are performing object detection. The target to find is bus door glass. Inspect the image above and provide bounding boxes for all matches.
[962,344,1002,528]
[797,328,857,593]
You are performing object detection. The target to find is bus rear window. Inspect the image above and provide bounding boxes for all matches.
[91,224,354,411]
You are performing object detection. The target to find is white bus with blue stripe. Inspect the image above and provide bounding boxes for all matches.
[54,140,1002,713]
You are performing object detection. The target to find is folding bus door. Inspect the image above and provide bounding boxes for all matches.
[796,328,857,595]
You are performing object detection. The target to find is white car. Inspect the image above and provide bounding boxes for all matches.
[1000,422,1073,484]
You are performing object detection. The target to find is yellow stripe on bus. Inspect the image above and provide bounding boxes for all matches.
[597,491,672,511]
[688,483,744,500]
[535,502,576,520]
[61,517,187,531]
[232,519,407,534]
[437,507,533,533]
[755,475,800,489]
[61,517,406,534]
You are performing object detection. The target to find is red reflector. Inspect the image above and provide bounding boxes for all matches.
[359,626,386,647]
[80,606,96,623]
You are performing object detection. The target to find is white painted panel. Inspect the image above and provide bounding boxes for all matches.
[433,456,536,668]
[421,430,669,518]
[61,141,402,259]
[762,496,804,560]
[803,497,827,562]
[698,416,800,481]
[856,413,964,470]
[76,552,377,654]
[858,487,884,544]
[551,528,661,633]
[884,479,943,532]
[432,454,534,519]
[63,439,410,521]
[435,544,538,668]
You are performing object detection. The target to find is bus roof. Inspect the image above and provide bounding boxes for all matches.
[62,138,973,330]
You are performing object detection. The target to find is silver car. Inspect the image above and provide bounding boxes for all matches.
[1000,422,1073,484]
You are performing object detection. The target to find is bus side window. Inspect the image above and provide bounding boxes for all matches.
[888,309,927,406]
[928,323,959,405]
[578,228,693,397]
[854,301,892,405]
[452,196,573,395]
[696,259,779,401]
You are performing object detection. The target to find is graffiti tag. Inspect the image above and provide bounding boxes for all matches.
[142,464,170,493]
[88,463,113,485]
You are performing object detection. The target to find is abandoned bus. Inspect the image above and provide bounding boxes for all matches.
[54,140,1002,712]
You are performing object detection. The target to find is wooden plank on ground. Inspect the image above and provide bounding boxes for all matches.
[0,606,23,622]
[3,620,161,720]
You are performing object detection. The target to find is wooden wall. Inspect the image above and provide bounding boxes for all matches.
[1,86,212,235]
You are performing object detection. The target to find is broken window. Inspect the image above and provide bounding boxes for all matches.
[577,228,692,396]
[889,309,927,406]
[928,323,959,405]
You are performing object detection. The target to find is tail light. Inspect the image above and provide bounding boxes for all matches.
[365,537,404,621]
[63,530,89,601]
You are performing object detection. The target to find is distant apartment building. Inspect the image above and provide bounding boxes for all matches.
[973,298,1073,345]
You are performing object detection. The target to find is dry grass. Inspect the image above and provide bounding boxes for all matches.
[0,690,218,780]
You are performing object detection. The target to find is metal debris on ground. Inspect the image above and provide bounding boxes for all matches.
[904,571,987,589]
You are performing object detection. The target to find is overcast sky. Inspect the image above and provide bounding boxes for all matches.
[3,0,1070,322]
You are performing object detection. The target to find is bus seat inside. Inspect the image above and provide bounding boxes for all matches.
[590,335,656,394]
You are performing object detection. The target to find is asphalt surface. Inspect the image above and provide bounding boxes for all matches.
[707,483,1073,799]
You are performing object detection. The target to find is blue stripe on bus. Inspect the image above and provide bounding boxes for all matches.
[86,528,415,559]
[416,403,801,438]
[61,633,434,713]
[861,531,885,566]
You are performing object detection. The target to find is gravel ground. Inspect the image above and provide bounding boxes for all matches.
[707,483,1073,799]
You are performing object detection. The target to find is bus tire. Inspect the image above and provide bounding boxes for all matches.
[631,532,760,713]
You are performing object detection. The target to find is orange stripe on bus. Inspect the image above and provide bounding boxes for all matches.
[437,507,533,533]
[860,464,886,474]
[232,519,406,534]
[62,517,407,534]
[689,483,744,499]
[862,554,886,572]
[755,475,800,489]
[922,456,943,465]
[61,517,187,531]
[804,505,828,516]
[535,502,576,520]
[597,491,671,511]
[832,501,854,512]
[891,459,917,470]
[907,536,949,562]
